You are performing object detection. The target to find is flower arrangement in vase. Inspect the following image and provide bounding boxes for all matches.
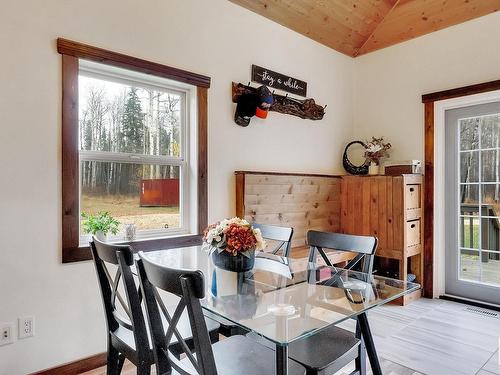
[364,137,392,175]
[203,217,266,272]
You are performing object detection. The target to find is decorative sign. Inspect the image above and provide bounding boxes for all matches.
[251,65,307,97]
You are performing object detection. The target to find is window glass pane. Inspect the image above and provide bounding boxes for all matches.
[80,161,181,234]
[460,216,479,249]
[79,75,182,156]
[459,249,480,282]
[480,218,500,252]
[460,151,479,182]
[460,184,479,215]
[480,114,500,149]
[460,118,479,150]
[481,184,500,206]
[481,150,500,183]
[480,251,500,286]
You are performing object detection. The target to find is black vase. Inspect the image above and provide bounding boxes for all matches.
[211,250,255,272]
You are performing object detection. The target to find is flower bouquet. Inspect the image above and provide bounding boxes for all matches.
[364,137,392,174]
[203,218,266,272]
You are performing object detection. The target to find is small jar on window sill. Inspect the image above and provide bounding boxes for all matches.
[125,223,137,241]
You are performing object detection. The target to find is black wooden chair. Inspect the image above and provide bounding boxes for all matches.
[306,230,377,274]
[252,223,294,257]
[90,239,219,375]
[215,223,294,337]
[286,230,378,375]
[136,251,306,375]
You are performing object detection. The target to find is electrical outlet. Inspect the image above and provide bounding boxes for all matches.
[18,316,34,339]
[0,323,14,346]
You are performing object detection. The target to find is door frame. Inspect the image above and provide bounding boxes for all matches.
[422,79,500,298]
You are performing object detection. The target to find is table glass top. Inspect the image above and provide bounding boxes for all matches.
[141,246,419,345]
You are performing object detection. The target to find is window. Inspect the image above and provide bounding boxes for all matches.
[58,38,209,262]
[79,61,190,244]
[457,113,500,286]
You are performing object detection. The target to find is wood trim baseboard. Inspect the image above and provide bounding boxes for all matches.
[28,352,107,375]
[57,38,211,88]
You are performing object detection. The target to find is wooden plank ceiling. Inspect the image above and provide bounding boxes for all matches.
[229,0,500,57]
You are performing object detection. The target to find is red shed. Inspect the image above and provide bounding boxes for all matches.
[140,179,180,207]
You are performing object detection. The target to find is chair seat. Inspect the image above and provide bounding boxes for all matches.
[111,311,220,362]
[175,335,306,375]
[288,325,360,375]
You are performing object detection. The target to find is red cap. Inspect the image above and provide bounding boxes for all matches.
[255,107,269,119]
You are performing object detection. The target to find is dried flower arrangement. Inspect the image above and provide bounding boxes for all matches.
[364,137,392,165]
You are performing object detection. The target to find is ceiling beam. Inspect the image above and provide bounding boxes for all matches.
[354,0,401,57]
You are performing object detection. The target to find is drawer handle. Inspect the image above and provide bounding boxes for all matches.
[410,223,416,229]
[409,187,415,192]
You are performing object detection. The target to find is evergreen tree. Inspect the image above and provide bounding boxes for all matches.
[121,87,145,153]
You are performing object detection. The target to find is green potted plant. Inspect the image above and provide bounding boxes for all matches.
[81,211,120,242]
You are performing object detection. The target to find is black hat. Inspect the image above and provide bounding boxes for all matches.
[255,85,274,119]
[234,93,259,127]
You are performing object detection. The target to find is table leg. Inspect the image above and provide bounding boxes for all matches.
[358,312,383,375]
[276,344,289,375]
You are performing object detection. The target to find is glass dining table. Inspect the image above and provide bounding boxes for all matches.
[140,246,420,375]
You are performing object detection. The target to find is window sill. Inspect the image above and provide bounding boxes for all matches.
[62,233,203,263]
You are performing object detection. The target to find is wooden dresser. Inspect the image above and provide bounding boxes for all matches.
[340,175,424,304]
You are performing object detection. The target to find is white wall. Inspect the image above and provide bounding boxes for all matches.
[353,11,500,162]
[353,11,500,296]
[0,0,354,373]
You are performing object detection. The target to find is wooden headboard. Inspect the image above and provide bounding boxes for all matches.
[235,171,342,249]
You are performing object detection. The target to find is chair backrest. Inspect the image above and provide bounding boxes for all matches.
[90,238,149,356]
[306,230,378,274]
[252,223,294,257]
[136,251,217,375]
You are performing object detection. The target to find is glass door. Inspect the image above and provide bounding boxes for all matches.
[445,101,500,305]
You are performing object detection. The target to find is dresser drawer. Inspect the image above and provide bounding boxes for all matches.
[405,184,421,210]
[406,219,421,247]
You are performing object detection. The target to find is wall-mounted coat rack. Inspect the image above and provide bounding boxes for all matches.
[232,82,325,120]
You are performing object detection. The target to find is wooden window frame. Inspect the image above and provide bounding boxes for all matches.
[58,38,209,263]
[421,78,500,297]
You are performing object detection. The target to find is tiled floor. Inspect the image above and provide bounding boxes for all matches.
[82,299,500,375]
[82,357,422,375]
[365,298,500,375]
